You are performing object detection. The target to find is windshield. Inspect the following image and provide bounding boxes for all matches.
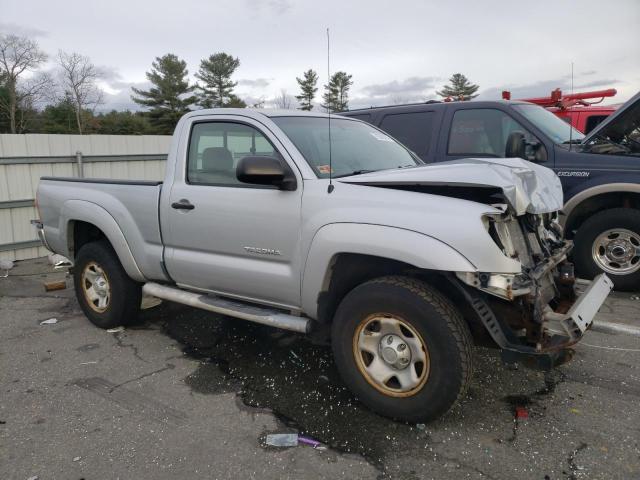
[513,104,584,144]
[271,116,419,178]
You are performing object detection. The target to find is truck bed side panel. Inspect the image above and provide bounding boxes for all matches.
[37,178,168,282]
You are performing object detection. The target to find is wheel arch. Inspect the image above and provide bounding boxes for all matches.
[301,223,477,323]
[563,184,640,238]
[61,200,145,282]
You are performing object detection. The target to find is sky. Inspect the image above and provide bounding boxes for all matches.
[2,0,639,111]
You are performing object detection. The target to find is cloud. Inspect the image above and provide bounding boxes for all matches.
[477,77,621,100]
[0,22,48,38]
[98,80,152,112]
[576,79,620,89]
[237,78,271,88]
[361,76,440,97]
[244,0,292,15]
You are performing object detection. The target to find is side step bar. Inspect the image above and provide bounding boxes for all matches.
[142,282,310,334]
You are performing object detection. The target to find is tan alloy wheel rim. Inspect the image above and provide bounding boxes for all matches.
[353,313,430,397]
[82,262,111,312]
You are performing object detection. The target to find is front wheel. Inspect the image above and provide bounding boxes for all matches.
[73,240,142,329]
[573,208,640,292]
[331,276,473,423]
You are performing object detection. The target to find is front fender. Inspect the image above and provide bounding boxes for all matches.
[59,200,146,282]
[300,223,477,318]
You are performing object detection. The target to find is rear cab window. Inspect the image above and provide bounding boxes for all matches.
[379,111,434,159]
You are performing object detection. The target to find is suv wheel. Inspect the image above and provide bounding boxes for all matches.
[74,240,142,329]
[331,276,473,423]
[573,208,640,292]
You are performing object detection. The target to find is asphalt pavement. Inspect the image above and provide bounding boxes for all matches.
[1,258,639,479]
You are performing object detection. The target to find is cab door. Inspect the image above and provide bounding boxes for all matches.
[161,116,303,309]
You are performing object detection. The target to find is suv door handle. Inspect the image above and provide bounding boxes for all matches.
[171,199,195,210]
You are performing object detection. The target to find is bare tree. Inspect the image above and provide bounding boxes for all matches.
[57,50,104,134]
[273,89,293,109]
[0,34,47,133]
[14,71,54,132]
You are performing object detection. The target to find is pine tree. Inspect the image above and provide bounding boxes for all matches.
[295,69,318,111]
[436,73,479,101]
[131,54,197,134]
[322,71,353,112]
[195,53,241,107]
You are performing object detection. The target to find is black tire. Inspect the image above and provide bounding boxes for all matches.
[331,275,473,423]
[73,240,141,329]
[573,208,640,292]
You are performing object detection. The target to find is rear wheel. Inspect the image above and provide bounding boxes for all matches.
[73,240,141,329]
[573,208,640,291]
[331,276,473,423]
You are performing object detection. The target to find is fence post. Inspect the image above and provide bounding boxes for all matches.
[76,150,84,178]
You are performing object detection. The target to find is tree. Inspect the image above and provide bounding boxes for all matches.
[0,34,48,133]
[295,69,318,111]
[195,53,241,107]
[95,110,151,135]
[273,89,294,109]
[57,51,104,134]
[40,97,79,134]
[131,54,197,134]
[322,71,353,112]
[436,73,479,101]
[224,94,247,108]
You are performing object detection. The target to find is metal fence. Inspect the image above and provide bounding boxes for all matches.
[0,134,171,261]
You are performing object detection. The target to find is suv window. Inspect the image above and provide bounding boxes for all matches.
[187,122,279,186]
[379,111,434,158]
[448,108,538,157]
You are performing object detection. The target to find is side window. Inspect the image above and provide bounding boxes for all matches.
[379,112,434,158]
[448,109,537,157]
[187,122,279,186]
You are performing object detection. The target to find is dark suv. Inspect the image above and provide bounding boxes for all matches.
[341,93,640,290]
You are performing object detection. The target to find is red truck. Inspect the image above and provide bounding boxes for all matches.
[502,88,619,134]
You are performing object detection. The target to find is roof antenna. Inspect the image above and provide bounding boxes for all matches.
[569,61,574,152]
[327,27,334,194]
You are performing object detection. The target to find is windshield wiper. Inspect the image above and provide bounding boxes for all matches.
[562,139,583,144]
[333,169,376,178]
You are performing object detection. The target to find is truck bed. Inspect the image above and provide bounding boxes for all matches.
[37,177,167,282]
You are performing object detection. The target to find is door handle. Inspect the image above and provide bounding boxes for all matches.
[171,199,195,210]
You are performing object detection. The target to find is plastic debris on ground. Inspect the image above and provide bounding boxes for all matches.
[298,436,321,447]
[415,423,426,430]
[515,406,529,419]
[265,433,325,449]
[26,476,38,480]
[72,456,81,462]
[265,433,299,447]
[0,259,14,278]
[40,318,58,325]
[631,295,639,301]
[107,326,125,333]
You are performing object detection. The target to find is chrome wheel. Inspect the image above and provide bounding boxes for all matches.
[353,313,429,397]
[592,228,640,275]
[81,262,111,312]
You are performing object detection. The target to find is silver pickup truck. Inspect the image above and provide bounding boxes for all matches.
[34,109,613,422]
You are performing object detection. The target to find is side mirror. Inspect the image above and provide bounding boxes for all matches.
[505,131,526,159]
[236,156,296,191]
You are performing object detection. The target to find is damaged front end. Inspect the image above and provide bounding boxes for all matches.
[455,209,613,370]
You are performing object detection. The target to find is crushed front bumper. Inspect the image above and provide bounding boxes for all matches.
[543,274,614,341]
[452,269,613,370]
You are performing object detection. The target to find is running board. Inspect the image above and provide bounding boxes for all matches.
[142,282,310,334]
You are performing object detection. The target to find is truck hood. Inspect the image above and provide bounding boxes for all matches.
[338,157,564,215]
[582,90,640,151]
